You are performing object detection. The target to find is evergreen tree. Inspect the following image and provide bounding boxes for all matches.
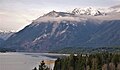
[53,53,120,70]
[39,60,49,70]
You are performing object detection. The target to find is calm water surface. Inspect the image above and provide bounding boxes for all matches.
[0,52,57,70]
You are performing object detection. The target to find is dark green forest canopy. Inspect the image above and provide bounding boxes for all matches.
[54,53,120,70]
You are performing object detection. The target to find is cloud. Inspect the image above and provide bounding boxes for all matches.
[34,16,87,23]
[0,0,120,31]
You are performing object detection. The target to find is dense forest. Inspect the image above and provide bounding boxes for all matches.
[54,53,120,70]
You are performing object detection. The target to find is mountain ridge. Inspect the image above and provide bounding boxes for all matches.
[1,6,120,52]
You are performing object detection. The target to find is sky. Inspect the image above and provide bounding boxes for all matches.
[0,0,120,32]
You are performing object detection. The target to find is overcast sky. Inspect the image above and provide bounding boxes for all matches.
[0,0,120,32]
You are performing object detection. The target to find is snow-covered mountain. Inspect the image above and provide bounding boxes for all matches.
[72,5,120,15]
[1,5,120,52]
[33,7,120,23]
[33,11,77,23]
[72,7,106,16]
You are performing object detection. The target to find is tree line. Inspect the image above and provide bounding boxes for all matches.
[54,53,120,70]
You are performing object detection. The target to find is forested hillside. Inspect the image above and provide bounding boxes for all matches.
[54,53,120,70]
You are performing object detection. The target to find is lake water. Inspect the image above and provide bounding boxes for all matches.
[0,52,58,70]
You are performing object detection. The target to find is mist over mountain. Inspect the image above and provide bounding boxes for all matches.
[1,5,120,52]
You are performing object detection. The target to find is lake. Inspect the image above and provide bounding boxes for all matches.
[0,52,61,70]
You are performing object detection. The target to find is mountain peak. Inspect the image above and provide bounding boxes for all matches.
[43,10,58,17]
[42,10,73,17]
[33,11,76,23]
[72,7,105,16]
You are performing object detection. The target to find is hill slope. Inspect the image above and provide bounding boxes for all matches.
[1,7,120,52]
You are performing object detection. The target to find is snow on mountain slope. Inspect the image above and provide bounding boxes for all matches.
[2,5,120,52]
[0,31,14,40]
[32,7,120,25]
[72,7,106,16]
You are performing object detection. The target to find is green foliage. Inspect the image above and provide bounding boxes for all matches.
[54,53,120,70]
